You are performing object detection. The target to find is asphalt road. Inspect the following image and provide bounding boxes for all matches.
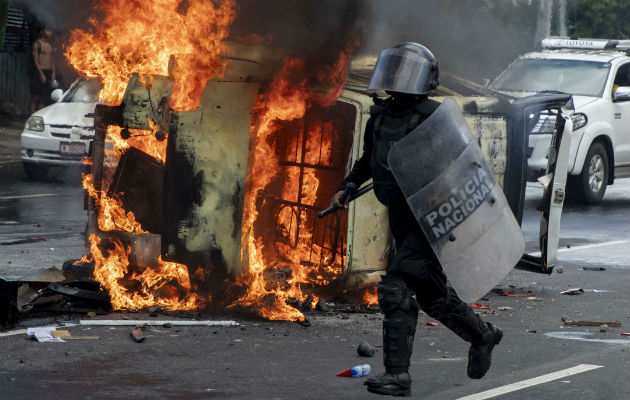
[0,120,628,399]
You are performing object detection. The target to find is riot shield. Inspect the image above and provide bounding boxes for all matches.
[387,98,524,302]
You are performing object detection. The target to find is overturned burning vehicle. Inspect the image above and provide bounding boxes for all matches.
[78,43,573,321]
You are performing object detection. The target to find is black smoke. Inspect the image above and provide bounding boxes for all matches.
[359,0,538,82]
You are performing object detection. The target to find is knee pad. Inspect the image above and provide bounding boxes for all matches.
[378,275,418,313]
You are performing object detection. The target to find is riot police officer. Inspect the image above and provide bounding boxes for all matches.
[331,43,503,397]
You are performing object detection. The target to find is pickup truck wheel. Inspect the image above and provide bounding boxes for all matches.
[23,162,49,180]
[579,142,608,204]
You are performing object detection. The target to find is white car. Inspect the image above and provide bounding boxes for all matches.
[489,37,630,204]
[21,79,100,179]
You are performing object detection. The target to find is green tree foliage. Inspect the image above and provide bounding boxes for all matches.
[571,0,630,39]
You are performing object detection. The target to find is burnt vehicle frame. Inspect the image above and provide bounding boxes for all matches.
[84,47,572,301]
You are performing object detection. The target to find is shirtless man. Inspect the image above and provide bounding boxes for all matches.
[30,28,56,113]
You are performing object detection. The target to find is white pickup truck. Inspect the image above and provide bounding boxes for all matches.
[489,37,630,204]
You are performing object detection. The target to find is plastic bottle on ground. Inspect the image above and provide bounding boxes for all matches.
[351,364,371,377]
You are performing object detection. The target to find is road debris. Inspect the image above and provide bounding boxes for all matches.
[560,288,584,295]
[561,317,621,327]
[582,267,606,271]
[131,327,145,342]
[26,326,65,342]
[357,341,376,357]
[51,330,99,340]
[426,321,439,326]
[79,319,240,327]
[469,303,493,310]
[337,364,371,377]
[498,291,530,297]
[1,236,47,245]
[497,306,514,311]
[316,297,328,312]
[620,333,630,336]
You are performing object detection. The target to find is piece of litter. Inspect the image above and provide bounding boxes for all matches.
[560,288,584,295]
[52,330,99,340]
[620,333,630,336]
[426,321,439,326]
[582,267,606,271]
[131,328,145,343]
[561,317,621,327]
[27,327,64,342]
[80,319,239,327]
[498,306,514,311]
[500,291,529,297]
[527,330,537,333]
[1,236,47,245]
[469,303,493,310]
[336,369,352,377]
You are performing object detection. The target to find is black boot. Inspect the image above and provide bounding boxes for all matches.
[365,372,411,397]
[467,322,503,379]
[365,276,417,397]
[423,289,502,379]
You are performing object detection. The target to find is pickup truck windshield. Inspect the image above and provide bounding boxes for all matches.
[491,58,611,97]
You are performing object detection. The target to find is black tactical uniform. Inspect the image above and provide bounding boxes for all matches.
[335,43,503,397]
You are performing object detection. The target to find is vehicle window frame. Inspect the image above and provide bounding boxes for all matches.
[612,61,630,92]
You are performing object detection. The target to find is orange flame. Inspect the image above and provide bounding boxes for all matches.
[65,0,236,110]
[235,40,358,321]
[362,286,379,306]
[69,0,361,319]
[88,234,202,310]
[82,173,146,233]
[70,0,236,312]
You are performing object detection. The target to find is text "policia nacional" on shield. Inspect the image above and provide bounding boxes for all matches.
[422,168,493,240]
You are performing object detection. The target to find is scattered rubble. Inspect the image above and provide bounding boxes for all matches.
[79,319,239,327]
[0,236,47,245]
[26,326,65,342]
[1,266,109,327]
[494,289,530,297]
[131,327,145,343]
[560,288,584,295]
[357,341,376,357]
[469,303,493,310]
[561,317,621,327]
[51,330,99,340]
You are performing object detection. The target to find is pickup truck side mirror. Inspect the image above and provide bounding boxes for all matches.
[613,86,630,102]
[51,88,64,102]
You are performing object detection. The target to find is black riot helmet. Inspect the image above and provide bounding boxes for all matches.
[368,42,440,95]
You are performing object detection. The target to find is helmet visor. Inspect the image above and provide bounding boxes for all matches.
[367,48,434,95]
